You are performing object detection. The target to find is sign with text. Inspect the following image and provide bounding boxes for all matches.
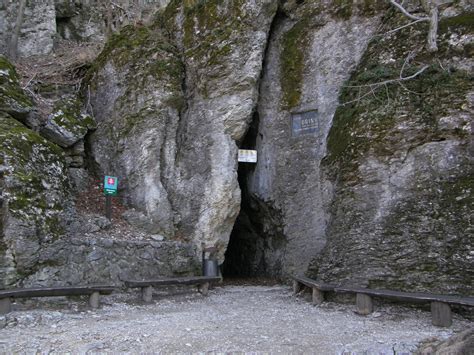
[291,110,319,136]
[238,149,257,163]
[104,176,118,196]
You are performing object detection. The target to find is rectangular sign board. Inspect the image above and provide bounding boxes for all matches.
[238,149,257,163]
[291,110,319,136]
[104,175,118,196]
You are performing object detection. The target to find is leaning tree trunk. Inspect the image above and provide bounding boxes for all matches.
[421,0,439,52]
[8,0,27,60]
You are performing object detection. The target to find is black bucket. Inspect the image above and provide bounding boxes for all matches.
[203,259,219,277]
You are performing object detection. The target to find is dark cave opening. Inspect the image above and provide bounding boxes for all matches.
[222,112,285,279]
[223,111,260,278]
[222,11,286,280]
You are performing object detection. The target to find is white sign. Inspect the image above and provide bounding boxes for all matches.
[238,149,257,163]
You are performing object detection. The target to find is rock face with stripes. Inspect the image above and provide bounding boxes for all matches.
[87,0,278,262]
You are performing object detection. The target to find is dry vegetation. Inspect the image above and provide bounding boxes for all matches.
[13,40,102,122]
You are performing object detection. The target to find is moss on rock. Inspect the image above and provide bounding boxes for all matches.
[280,18,312,110]
[40,98,95,148]
[0,112,69,238]
[87,23,184,94]
[313,9,474,294]
[0,55,33,119]
[324,12,474,180]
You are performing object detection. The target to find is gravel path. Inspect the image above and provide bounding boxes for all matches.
[0,285,471,353]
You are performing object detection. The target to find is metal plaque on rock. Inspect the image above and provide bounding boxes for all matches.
[291,110,319,136]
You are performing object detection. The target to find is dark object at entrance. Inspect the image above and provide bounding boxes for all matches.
[202,246,219,277]
[203,259,219,277]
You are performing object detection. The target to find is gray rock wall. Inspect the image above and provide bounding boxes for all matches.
[238,4,381,278]
[310,10,474,294]
[88,0,278,262]
[22,237,199,286]
[0,0,171,57]
[0,1,56,57]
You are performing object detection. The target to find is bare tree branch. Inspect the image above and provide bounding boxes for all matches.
[383,18,426,36]
[346,65,429,89]
[341,64,430,106]
[425,4,439,52]
[388,0,429,21]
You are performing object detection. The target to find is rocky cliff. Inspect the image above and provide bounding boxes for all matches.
[0,0,472,295]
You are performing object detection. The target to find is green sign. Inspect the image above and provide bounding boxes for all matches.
[104,176,118,196]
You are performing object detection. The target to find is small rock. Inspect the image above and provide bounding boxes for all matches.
[150,234,165,242]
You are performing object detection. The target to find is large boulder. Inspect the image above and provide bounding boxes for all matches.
[40,98,96,148]
[309,11,474,294]
[0,112,70,287]
[88,0,278,261]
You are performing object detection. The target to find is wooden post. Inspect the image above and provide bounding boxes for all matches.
[105,195,112,220]
[0,298,11,315]
[89,292,100,309]
[356,293,373,315]
[431,301,452,327]
[293,280,302,294]
[198,282,209,296]
[142,286,153,302]
[312,287,324,305]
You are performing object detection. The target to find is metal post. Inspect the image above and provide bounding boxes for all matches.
[105,195,112,220]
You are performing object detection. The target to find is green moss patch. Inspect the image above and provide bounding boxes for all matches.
[0,55,33,118]
[1,112,68,238]
[52,98,95,130]
[324,11,473,181]
[182,0,247,69]
[87,23,184,93]
[280,18,312,110]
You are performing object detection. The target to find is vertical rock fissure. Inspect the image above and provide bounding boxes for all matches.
[223,11,286,279]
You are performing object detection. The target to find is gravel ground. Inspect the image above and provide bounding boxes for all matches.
[0,285,471,353]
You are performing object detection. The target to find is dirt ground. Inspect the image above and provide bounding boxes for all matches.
[0,284,472,353]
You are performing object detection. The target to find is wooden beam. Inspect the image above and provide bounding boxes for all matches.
[0,298,11,315]
[0,285,115,299]
[124,276,221,288]
[89,292,100,309]
[431,301,452,327]
[356,293,373,315]
[293,280,302,294]
[312,287,324,305]
[198,282,209,296]
[142,286,153,303]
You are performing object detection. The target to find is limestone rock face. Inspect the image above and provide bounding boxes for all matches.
[228,2,383,277]
[22,237,200,286]
[0,113,70,288]
[88,0,278,261]
[0,1,56,57]
[309,12,474,294]
[0,0,171,58]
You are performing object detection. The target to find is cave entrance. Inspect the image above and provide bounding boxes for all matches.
[222,113,285,280]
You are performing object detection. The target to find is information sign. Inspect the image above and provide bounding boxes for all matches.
[238,149,257,163]
[291,110,319,136]
[104,176,118,196]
